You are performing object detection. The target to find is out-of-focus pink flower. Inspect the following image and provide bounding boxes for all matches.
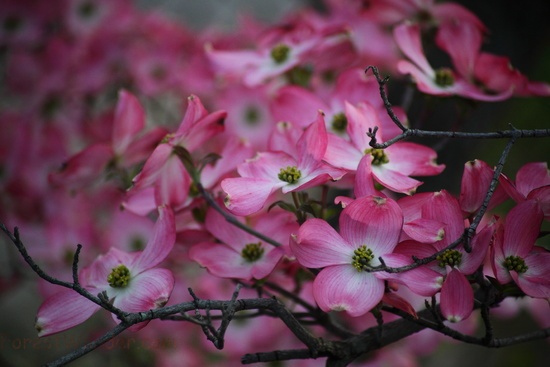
[49,90,166,189]
[394,23,513,101]
[189,208,297,280]
[35,206,176,337]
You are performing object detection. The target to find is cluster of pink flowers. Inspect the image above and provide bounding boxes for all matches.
[1,0,549,366]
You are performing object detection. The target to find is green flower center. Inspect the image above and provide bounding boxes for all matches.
[436,249,462,268]
[78,1,96,18]
[351,245,374,272]
[435,68,455,87]
[331,112,348,133]
[107,264,131,288]
[245,106,260,126]
[270,44,291,64]
[278,166,302,184]
[503,255,528,274]
[241,242,264,262]
[365,148,389,166]
[3,16,22,32]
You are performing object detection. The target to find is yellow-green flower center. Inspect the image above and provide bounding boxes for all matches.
[278,166,302,184]
[435,68,455,87]
[436,249,462,268]
[503,255,528,274]
[270,44,291,64]
[107,264,131,288]
[241,242,264,262]
[351,245,374,272]
[331,112,348,133]
[365,148,389,166]
[245,106,260,126]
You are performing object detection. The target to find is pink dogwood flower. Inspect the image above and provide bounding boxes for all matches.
[205,24,322,87]
[324,101,444,194]
[499,162,550,220]
[394,23,512,101]
[221,112,345,216]
[189,208,298,280]
[35,206,176,336]
[492,200,550,300]
[383,191,494,322]
[124,94,226,214]
[291,195,403,316]
[49,89,166,189]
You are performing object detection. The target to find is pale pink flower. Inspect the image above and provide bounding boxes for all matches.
[205,25,322,87]
[221,112,345,216]
[394,23,513,101]
[189,208,298,280]
[35,206,176,336]
[324,101,444,194]
[291,195,403,316]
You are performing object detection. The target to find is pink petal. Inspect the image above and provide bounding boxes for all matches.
[49,143,112,187]
[503,200,543,257]
[382,292,417,319]
[324,133,363,170]
[250,246,286,279]
[403,218,446,244]
[394,23,434,78]
[379,253,442,297]
[122,187,157,216]
[112,90,145,155]
[345,101,380,151]
[371,165,422,195]
[154,155,191,208]
[421,191,464,249]
[237,151,296,180]
[112,268,175,331]
[435,21,482,79]
[340,196,403,259]
[528,186,550,219]
[313,265,384,317]
[131,143,172,191]
[511,251,550,299]
[121,126,167,167]
[386,142,445,176]
[36,288,101,337]
[354,154,383,198]
[460,223,494,274]
[221,177,281,216]
[460,160,494,214]
[516,162,550,197]
[130,206,176,273]
[176,94,208,135]
[190,242,255,279]
[297,112,328,172]
[440,268,473,322]
[292,218,352,268]
[271,85,328,128]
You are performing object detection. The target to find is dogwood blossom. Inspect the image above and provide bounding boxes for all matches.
[35,206,176,336]
[291,195,403,316]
